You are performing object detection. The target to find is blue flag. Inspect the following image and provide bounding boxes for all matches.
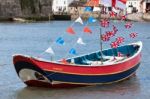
[84,7,92,12]
[56,37,65,45]
[88,16,97,23]
[69,48,77,55]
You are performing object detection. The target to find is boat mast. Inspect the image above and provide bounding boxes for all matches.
[98,3,103,63]
[99,28,103,63]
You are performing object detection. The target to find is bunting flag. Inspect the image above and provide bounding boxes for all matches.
[60,58,69,64]
[112,0,116,7]
[93,6,101,12]
[83,26,92,34]
[100,19,109,28]
[88,16,97,23]
[75,17,83,25]
[116,37,124,45]
[118,0,127,4]
[45,47,55,55]
[56,37,65,45]
[101,34,110,41]
[84,0,99,7]
[112,7,118,14]
[66,27,75,34]
[77,37,86,45]
[112,25,118,34]
[84,7,93,12]
[125,22,132,29]
[109,11,117,17]
[69,48,77,55]
[130,32,138,38]
[106,31,115,37]
[121,15,126,20]
[110,41,118,48]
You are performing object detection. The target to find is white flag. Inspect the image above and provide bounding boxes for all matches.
[75,17,83,25]
[112,7,119,14]
[45,47,55,55]
[77,37,86,45]
[93,7,101,12]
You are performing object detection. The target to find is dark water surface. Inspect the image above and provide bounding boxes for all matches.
[0,21,150,99]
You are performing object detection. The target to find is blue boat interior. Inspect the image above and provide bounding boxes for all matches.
[66,44,140,65]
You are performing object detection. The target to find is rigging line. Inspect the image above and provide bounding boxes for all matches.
[62,22,89,59]
[38,20,78,58]
[62,10,96,59]
[39,2,99,58]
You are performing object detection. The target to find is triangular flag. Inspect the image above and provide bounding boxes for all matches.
[93,7,101,12]
[77,37,86,45]
[83,26,92,34]
[66,27,75,34]
[75,17,83,25]
[69,48,77,55]
[118,0,127,4]
[112,7,118,14]
[56,37,65,45]
[84,7,92,12]
[84,0,99,7]
[60,58,69,64]
[45,47,55,55]
[88,16,97,23]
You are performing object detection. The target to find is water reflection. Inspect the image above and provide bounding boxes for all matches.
[15,75,141,99]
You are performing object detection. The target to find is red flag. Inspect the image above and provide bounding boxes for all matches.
[60,58,69,64]
[118,0,127,4]
[111,41,118,48]
[109,11,117,17]
[125,22,132,29]
[121,15,126,20]
[66,27,75,34]
[100,19,109,28]
[85,0,99,7]
[106,31,114,37]
[112,0,116,7]
[116,37,124,45]
[130,32,138,38]
[101,34,110,41]
[83,26,92,34]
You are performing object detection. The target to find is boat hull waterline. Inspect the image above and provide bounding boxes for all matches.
[13,42,142,87]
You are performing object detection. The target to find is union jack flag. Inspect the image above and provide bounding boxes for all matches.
[125,22,132,29]
[109,11,117,17]
[110,41,118,48]
[112,25,118,34]
[101,34,110,41]
[100,19,109,28]
[121,15,126,20]
[106,31,115,37]
[116,37,124,45]
[130,32,138,38]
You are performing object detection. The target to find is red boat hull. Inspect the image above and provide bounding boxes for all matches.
[13,42,142,87]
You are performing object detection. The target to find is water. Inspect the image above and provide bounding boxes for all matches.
[0,21,150,99]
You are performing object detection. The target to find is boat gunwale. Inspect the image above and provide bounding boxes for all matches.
[13,41,142,68]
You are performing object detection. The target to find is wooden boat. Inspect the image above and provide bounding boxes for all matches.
[13,41,142,87]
